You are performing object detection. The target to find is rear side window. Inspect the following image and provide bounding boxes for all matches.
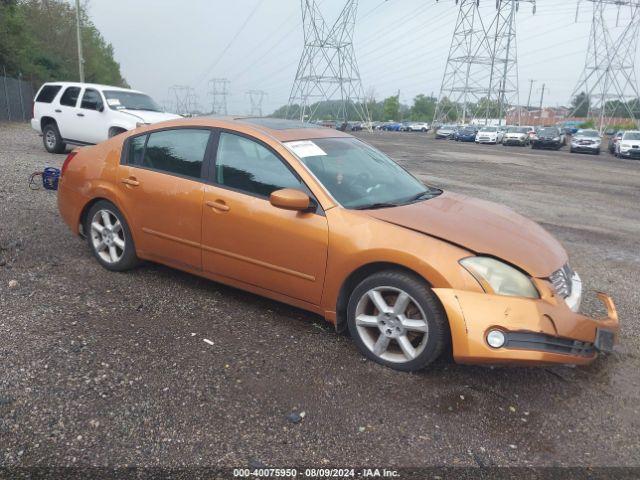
[36,85,62,103]
[80,89,104,111]
[60,87,81,107]
[142,129,210,179]
[127,135,146,165]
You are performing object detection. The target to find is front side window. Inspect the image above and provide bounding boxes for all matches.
[81,89,104,111]
[215,132,303,197]
[290,137,440,210]
[59,87,81,107]
[141,129,210,178]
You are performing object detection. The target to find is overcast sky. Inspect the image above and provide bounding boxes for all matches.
[86,0,637,115]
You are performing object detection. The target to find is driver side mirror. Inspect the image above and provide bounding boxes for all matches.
[98,104,104,112]
[270,188,311,212]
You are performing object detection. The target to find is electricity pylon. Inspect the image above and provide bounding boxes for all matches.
[570,0,640,132]
[209,78,230,115]
[287,0,370,125]
[169,85,197,116]
[435,0,535,125]
[246,90,267,117]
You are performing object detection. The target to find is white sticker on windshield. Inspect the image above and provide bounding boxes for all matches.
[106,98,121,106]
[285,140,327,158]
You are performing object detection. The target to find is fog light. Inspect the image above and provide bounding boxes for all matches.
[486,330,505,348]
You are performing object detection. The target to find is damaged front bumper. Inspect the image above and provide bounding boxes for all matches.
[433,286,619,366]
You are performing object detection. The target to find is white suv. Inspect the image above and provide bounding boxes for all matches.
[31,82,181,153]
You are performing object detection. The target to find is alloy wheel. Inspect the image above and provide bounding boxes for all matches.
[90,209,125,264]
[45,130,56,149]
[354,286,429,363]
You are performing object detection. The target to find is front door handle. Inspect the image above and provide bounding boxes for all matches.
[77,113,85,117]
[54,109,62,113]
[206,200,230,212]
[121,177,140,187]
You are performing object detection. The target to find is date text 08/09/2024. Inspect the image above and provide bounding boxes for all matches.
[233,468,400,478]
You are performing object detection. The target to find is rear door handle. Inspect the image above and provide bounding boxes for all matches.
[121,177,140,187]
[77,113,85,117]
[206,200,230,212]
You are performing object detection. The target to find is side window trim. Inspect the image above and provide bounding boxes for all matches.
[208,128,323,214]
[121,127,215,182]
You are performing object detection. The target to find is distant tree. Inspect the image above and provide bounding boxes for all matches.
[571,91,590,117]
[0,0,127,86]
[382,95,400,121]
[410,94,436,121]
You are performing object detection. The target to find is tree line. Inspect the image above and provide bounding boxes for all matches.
[0,0,126,86]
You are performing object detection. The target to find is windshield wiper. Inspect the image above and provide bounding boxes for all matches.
[406,188,443,203]
[353,202,399,210]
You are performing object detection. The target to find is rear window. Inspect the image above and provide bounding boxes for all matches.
[60,87,81,107]
[36,85,62,103]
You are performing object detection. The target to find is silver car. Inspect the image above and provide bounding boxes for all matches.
[570,129,602,155]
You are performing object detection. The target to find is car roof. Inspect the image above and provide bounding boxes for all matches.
[137,116,353,142]
[41,81,142,94]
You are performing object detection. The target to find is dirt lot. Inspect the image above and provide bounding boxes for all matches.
[1,123,639,471]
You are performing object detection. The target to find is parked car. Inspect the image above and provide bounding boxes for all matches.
[502,126,531,146]
[349,122,363,132]
[435,124,457,139]
[405,122,430,132]
[475,126,504,144]
[382,122,403,132]
[615,130,640,159]
[31,82,180,154]
[57,116,618,371]
[569,129,602,155]
[608,130,625,154]
[453,126,478,142]
[531,127,565,150]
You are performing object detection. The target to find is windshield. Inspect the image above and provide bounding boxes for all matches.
[576,129,599,137]
[287,137,441,209]
[507,127,529,133]
[480,126,497,132]
[103,90,162,112]
[623,132,640,140]
[539,128,558,136]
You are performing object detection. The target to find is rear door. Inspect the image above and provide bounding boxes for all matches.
[56,86,82,141]
[117,127,214,271]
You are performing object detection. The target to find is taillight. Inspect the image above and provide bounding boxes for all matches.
[61,151,78,177]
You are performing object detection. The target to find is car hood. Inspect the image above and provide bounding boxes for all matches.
[119,109,182,124]
[363,191,566,278]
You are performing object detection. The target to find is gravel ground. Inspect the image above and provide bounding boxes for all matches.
[1,123,639,472]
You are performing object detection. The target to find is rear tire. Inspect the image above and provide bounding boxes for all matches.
[347,270,449,372]
[85,200,139,272]
[42,123,66,154]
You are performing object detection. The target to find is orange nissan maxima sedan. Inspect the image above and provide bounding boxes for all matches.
[57,117,619,371]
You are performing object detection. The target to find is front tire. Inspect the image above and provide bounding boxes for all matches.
[347,270,449,372]
[85,200,139,271]
[42,123,66,154]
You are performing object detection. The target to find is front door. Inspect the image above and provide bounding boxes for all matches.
[201,131,328,305]
[117,128,213,271]
[77,88,107,144]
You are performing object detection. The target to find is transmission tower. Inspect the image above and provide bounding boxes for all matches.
[246,90,267,116]
[209,78,230,115]
[287,0,370,125]
[435,0,535,125]
[169,85,197,116]
[570,0,640,132]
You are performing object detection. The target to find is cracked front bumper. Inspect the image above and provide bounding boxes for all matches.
[433,288,619,366]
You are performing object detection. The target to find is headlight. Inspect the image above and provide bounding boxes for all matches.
[460,257,539,298]
[553,136,560,141]
[620,143,631,150]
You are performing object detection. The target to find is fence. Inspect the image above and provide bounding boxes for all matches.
[0,67,35,122]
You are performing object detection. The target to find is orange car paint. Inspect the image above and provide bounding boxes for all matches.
[57,117,620,366]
